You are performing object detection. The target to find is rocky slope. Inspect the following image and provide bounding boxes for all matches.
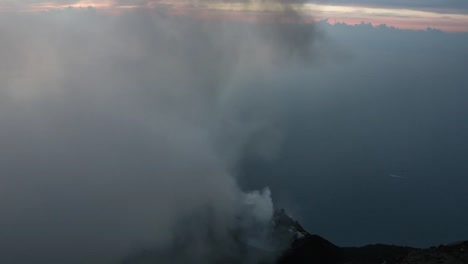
[398,241,468,264]
[121,209,467,264]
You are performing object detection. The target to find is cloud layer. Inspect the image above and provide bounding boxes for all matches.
[2,0,468,32]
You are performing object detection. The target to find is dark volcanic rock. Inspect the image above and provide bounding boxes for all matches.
[342,244,416,264]
[273,208,344,264]
[398,241,468,264]
[278,234,344,264]
[121,209,467,264]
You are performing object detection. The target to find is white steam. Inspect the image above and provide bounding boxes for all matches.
[244,187,274,224]
[0,4,318,264]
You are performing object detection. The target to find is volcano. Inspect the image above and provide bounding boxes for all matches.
[121,209,466,264]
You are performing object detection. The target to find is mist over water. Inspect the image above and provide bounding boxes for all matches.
[0,3,319,263]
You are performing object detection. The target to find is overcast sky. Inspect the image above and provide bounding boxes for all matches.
[0,2,467,264]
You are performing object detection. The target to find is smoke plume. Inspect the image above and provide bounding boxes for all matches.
[0,1,319,263]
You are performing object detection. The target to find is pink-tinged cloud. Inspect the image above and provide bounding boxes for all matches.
[194,3,468,32]
[307,4,468,32]
[1,0,468,32]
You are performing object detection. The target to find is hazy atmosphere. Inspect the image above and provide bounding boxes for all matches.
[0,1,467,263]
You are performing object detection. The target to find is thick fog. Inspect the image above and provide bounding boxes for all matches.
[0,4,320,264]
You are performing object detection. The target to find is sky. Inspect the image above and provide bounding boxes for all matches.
[0,1,468,264]
[1,0,468,31]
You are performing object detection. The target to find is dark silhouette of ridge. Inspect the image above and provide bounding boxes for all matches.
[278,234,344,264]
[399,241,468,264]
[121,208,467,264]
[274,209,468,264]
[341,244,417,264]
